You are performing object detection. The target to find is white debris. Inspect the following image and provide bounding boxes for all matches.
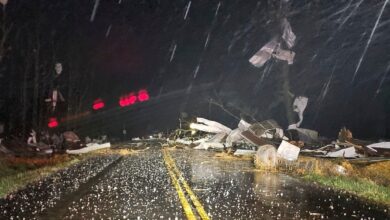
[281,18,296,48]
[194,142,224,150]
[288,96,309,129]
[233,149,256,156]
[190,123,225,134]
[254,145,277,168]
[190,117,231,134]
[66,142,111,154]
[207,133,227,143]
[45,88,65,112]
[197,118,232,133]
[261,128,284,139]
[249,39,278,68]
[277,141,300,161]
[325,147,361,158]
[225,129,243,147]
[366,142,390,152]
[27,130,37,145]
[272,47,295,64]
[55,63,63,75]
[238,119,251,131]
[174,138,193,145]
[335,165,347,175]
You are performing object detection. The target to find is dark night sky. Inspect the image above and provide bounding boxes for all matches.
[1,0,390,139]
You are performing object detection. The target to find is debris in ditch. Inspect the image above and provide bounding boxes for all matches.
[366,142,390,157]
[286,128,319,145]
[241,119,284,146]
[254,144,277,169]
[324,146,362,158]
[190,117,231,134]
[194,142,225,150]
[226,128,243,148]
[233,149,256,156]
[66,142,111,154]
[277,140,300,161]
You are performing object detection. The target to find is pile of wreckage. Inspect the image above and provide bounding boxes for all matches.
[169,96,390,168]
[0,130,111,157]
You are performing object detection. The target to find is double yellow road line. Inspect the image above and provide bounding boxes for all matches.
[162,149,210,220]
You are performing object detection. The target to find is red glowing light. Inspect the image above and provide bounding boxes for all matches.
[119,93,138,107]
[119,99,126,107]
[138,89,150,102]
[48,118,59,128]
[127,95,137,105]
[92,99,105,110]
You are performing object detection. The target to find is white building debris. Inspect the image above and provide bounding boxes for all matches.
[277,140,300,161]
[281,18,296,49]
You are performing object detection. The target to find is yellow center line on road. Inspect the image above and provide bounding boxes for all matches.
[163,151,197,220]
[163,149,211,220]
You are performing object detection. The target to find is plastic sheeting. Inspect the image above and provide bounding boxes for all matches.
[288,96,308,129]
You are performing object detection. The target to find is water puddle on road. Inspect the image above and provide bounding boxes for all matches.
[171,149,390,219]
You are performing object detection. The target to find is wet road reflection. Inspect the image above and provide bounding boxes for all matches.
[0,148,389,219]
[171,149,390,219]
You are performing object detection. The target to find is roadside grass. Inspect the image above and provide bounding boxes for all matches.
[303,173,390,206]
[289,158,390,207]
[0,148,135,198]
[0,155,81,198]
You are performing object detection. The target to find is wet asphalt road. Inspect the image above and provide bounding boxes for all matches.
[1,148,389,219]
